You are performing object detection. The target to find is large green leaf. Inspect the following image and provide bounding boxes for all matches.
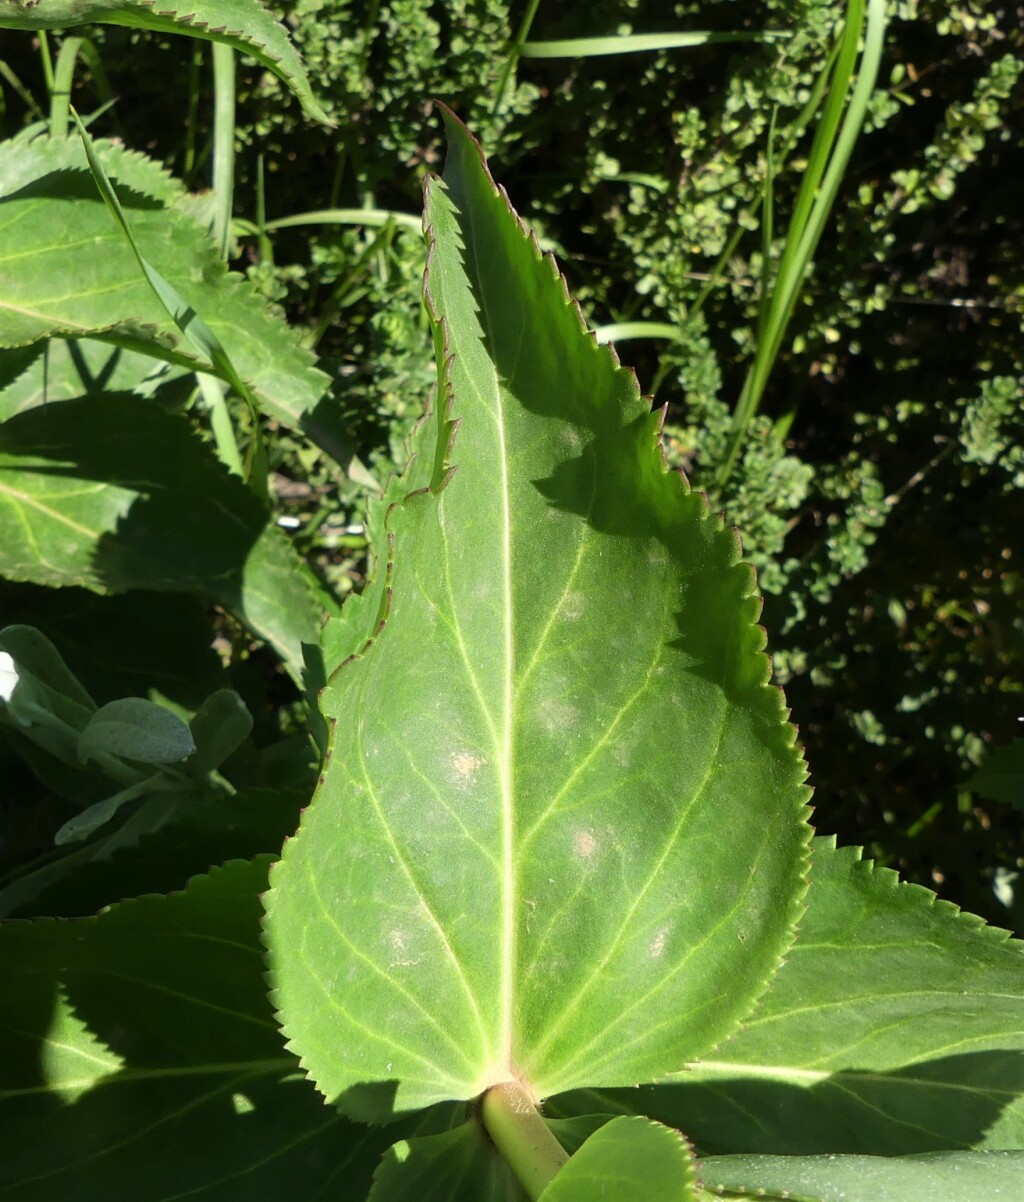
[264,112,810,1119]
[551,837,1024,1153]
[0,395,322,681]
[0,859,394,1199]
[0,0,328,123]
[698,1150,1024,1201]
[540,1117,697,1201]
[0,136,346,455]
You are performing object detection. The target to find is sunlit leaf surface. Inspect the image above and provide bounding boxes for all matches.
[553,838,1024,1153]
[265,112,810,1119]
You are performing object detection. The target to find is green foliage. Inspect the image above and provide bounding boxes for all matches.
[1,0,329,121]
[265,112,810,1120]
[0,0,1022,1197]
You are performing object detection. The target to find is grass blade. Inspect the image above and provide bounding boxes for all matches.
[521,31,781,59]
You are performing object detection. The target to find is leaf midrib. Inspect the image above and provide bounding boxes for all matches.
[462,201,518,1081]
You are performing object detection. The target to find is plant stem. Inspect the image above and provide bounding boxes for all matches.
[49,36,83,138]
[182,42,203,185]
[715,0,887,488]
[492,0,542,117]
[481,1081,568,1200]
[211,41,236,259]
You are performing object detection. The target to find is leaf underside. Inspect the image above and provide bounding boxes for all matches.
[265,111,811,1120]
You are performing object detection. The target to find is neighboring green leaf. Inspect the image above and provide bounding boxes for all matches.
[0,785,307,919]
[189,688,253,773]
[0,137,336,449]
[53,775,158,845]
[0,0,329,124]
[698,1149,1024,1201]
[539,1117,696,1201]
[551,838,1024,1153]
[964,740,1024,811]
[0,858,394,1199]
[0,586,228,710]
[0,395,323,681]
[0,338,194,421]
[0,624,95,713]
[0,625,96,759]
[77,697,195,765]
[36,988,125,1102]
[368,1121,516,1201]
[264,112,810,1119]
[521,31,775,58]
[74,109,263,454]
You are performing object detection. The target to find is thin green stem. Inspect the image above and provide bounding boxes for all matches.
[211,42,236,259]
[492,0,542,117]
[197,373,245,477]
[37,32,54,94]
[481,1082,568,1200]
[715,0,887,488]
[354,0,382,80]
[49,36,83,138]
[0,58,45,120]
[254,154,274,266]
[182,42,203,184]
[689,36,840,322]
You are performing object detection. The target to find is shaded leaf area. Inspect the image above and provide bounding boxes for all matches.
[698,1149,1024,1201]
[0,858,398,1200]
[0,136,350,457]
[539,1116,697,1201]
[370,1114,699,1201]
[0,585,227,708]
[0,784,306,919]
[0,338,195,421]
[0,395,323,680]
[265,113,810,1120]
[368,1119,518,1202]
[551,838,1024,1153]
[964,740,1024,811]
[0,0,328,123]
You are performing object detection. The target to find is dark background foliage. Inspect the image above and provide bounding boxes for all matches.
[1,0,1021,927]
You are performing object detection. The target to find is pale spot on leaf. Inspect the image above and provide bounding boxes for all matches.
[573,829,597,858]
[450,750,485,785]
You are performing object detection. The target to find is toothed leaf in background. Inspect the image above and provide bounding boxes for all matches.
[550,837,1024,1153]
[0,0,329,124]
[0,396,323,683]
[264,111,810,1119]
[0,136,348,456]
[538,1117,697,1202]
[0,858,398,1199]
[698,1149,1024,1201]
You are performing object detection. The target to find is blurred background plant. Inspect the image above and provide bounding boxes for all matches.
[0,0,1021,927]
